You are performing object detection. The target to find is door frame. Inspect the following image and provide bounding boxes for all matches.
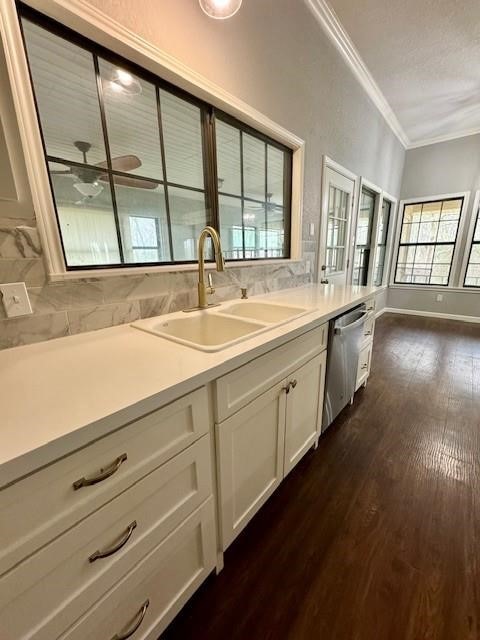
[317,155,359,284]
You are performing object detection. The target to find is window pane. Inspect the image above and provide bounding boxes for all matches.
[243,134,265,201]
[168,186,208,261]
[161,90,204,189]
[99,60,162,181]
[216,120,241,196]
[114,178,170,263]
[267,145,284,205]
[242,203,267,259]
[219,195,243,259]
[395,198,462,286]
[465,245,480,287]
[266,206,286,258]
[49,161,120,266]
[353,188,376,285]
[326,186,348,274]
[22,19,106,165]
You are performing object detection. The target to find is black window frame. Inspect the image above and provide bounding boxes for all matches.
[463,204,480,288]
[353,186,377,286]
[18,4,293,271]
[373,197,392,287]
[394,196,464,287]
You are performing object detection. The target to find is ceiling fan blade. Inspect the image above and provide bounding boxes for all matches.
[50,169,73,175]
[95,155,142,173]
[98,173,158,190]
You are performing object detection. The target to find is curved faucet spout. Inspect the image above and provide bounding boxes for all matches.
[183,226,225,311]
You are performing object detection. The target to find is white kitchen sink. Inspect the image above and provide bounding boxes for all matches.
[220,301,309,323]
[133,313,267,352]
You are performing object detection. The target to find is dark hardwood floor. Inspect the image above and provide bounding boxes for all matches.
[162,313,480,640]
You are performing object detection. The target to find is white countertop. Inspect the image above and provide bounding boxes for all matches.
[0,284,378,486]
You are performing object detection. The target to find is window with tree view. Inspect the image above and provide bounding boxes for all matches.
[464,204,480,287]
[21,9,292,270]
[394,198,463,285]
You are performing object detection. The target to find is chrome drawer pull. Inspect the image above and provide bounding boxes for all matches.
[88,520,137,563]
[73,453,127,490]
[112,600,149,640]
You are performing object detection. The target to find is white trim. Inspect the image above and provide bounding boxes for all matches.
[0,0,305,279]
[351,177,382,287]
[390,191,471,288]
[316,156,359,284]
[389,283,480,294]
[382,307,480,324]
[304,0,409,148]
[407,127,480,150]
[459,189,480,288]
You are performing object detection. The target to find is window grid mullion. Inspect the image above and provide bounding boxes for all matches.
[155,87,175,262]
[240,130,246,260]
[93,54,125,264]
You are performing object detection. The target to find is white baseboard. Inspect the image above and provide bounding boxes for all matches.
[381,307,480,324]
[375,307,387,320]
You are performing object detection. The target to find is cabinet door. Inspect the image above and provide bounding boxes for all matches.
[216,382,287,550]
[284,352,327,476]
[356,342,372,390]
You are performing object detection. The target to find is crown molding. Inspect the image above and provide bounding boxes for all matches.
[407,127,480,149]
[304,0,410,148]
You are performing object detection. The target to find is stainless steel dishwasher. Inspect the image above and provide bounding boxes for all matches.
[322,304,369,432]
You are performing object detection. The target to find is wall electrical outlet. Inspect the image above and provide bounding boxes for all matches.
[436,293,443,302]
[309,223,315,237]
[0,282,33,318]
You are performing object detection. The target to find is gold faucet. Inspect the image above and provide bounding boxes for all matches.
[184,226,225,312]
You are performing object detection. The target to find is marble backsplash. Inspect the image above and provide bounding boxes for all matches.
[0,223,315,350]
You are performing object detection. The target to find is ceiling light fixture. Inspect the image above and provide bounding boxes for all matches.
[109,68,142,96]
[199,0,242,20]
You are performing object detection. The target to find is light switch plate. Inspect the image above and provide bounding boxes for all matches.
[0,282,33,317]
[309,223,315,236]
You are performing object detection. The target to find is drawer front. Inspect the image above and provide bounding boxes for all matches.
[362,313,375,342]
[215,324,327,422]
[0,386,209,577]
[59,499,216,640]
[356,343,372,389]
[0,436,212,640]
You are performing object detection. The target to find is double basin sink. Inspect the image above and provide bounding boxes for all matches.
[133,301,310,352]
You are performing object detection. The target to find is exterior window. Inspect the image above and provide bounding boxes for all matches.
[353,187,376,285]
[20,9,292,270]
[464,205,480,287]
[394,198,463,285]
[373,198,391,286]
[325,186,348,274]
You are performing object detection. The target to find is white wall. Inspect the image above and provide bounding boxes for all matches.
[388,133,480,319]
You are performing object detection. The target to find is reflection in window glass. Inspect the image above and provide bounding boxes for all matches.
[99,59,162,180]
[325,186,348,274]
[21,11,293,269]
[49,162,120,266]
[353,188,376,285]
[395,198,462,285]
[464,206,480,287]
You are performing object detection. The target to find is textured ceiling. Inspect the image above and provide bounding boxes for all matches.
[328,0,480,145]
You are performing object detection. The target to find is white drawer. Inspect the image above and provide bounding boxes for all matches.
[0,386,210,576]
[215,324,327,422]
[362,313,375,342]
[0,436,213,640]
[58,499,216,640]
[356,343,372,389]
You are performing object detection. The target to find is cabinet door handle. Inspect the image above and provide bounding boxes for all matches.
[361,363,368,370]
[282,383,291,394]
[111,600,149,640]
[365,330,372,336]
[89,520,137,563]
[290,379,298,389]
[73,453,127,490]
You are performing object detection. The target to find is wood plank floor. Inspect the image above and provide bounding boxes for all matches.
[162,313,480,640]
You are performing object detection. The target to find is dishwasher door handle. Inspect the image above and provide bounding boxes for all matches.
[334,310,369,335]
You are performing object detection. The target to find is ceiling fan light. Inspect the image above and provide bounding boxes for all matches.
[109,68,142,96]
[73,181,104,198]
[199,0,242,19]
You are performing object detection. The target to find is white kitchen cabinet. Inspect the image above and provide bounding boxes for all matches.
[284,352,327,476]
[216,382,287,549]
[356,342,372,390]
[216,329,328,550]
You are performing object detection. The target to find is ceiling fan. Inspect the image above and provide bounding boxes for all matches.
[243,192,283,220]
[50,140,157,203]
